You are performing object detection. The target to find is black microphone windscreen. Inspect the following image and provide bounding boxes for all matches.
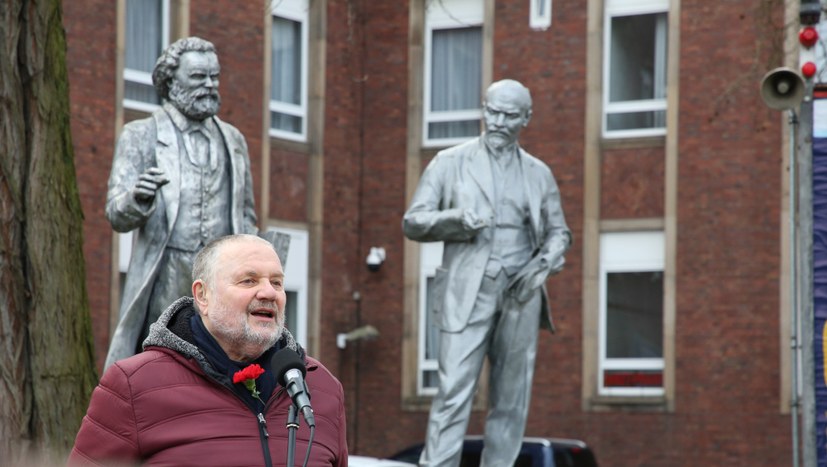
[270,348,306,386]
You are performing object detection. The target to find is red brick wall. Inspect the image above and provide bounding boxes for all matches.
[191,0,266,216]
[64,0,118,370]
[333,0,791,465]
[602,146,665,218]
[269,147,309,221]
[321,0,375,451]
[64,0,792,464]
[327,0,419,453]
[671,0,787,464]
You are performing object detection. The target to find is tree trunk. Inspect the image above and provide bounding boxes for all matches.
[0,0,98,463]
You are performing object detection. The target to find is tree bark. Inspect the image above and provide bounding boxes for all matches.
[0,0,98,463]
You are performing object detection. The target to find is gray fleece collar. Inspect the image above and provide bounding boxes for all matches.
[142,296,300,367]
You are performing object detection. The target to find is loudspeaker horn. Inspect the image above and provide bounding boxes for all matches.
[760,67,806,110]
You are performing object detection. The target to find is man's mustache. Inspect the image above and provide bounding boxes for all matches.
[248,300,278,313]
[192,90,219,100]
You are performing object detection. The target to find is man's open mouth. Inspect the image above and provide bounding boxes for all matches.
[251,309,275,319]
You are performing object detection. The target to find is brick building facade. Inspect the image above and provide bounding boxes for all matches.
[62,0,794,465]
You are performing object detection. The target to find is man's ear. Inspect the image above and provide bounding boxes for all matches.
[193,280,209,312]
[523,108,533,127]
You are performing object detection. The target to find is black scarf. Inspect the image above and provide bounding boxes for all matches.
[190,313,280,413]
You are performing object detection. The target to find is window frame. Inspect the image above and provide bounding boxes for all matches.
[529,0,552,30]
[266,226,309,347]
[417,241,444,396]
[598,231,665,397]
[123,0,170,113]
[270,0,310,143]
[602,0,668,139]
[422,0,484,148]
[118,231,133,275]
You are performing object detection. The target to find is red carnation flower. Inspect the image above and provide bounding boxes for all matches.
[233,364,266,405]
[233,363,265,384]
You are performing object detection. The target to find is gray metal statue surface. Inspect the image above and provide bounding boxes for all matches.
[403,79,571,467]
[104,37,258,369]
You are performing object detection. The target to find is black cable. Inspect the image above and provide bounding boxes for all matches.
[302,425,315,467]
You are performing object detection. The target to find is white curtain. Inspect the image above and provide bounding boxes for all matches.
[125,0,163,103]
[431,27,481,112]
[271,16,302,132]
[272,16,302,106]
[429,26,482,139]
[125,0,163,72]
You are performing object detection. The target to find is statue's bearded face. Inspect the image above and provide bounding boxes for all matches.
[168,51,221,121]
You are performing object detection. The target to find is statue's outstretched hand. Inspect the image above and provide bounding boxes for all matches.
[460,209,487,236]
[132,167,169,203]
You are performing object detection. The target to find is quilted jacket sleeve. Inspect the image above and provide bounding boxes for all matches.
[67,363,141,466]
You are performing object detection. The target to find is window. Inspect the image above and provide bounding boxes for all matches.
[124,0,169,112]
[418,242,444,396]
[603,0,668,138]
[118,232,133,298]
[270,0,309,142]
[530,0,552,30]
[424,0,483,147]
[267,226,309,346]
[599,231,664,396]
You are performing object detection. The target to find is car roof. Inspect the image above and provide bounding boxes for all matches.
[462,435,589,449]
[389,435,598,466]
[349,454,418,467]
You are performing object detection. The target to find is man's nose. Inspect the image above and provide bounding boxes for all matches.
[257,281,278,300]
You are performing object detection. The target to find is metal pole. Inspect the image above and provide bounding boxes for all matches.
[798,80,816,467]
[798,3,821,465]
[789,109,801,467]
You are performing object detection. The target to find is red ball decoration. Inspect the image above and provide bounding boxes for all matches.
[802,61,818,78]
[800,26,819,48]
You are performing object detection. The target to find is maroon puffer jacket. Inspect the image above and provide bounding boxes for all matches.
[68,299,347,466]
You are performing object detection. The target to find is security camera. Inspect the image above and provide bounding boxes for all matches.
[366,247,386,272]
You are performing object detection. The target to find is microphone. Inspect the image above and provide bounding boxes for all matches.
[271,349,315,427]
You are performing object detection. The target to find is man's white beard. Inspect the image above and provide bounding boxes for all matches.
[169,81,221,121]
[209,298,284,352]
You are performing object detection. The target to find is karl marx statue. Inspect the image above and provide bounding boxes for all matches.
[104,37,258,369]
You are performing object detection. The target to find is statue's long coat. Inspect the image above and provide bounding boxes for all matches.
[402,137,571,333]
[104,107,257,368]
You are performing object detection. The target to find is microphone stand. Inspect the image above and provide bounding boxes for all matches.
[285,404,299,466]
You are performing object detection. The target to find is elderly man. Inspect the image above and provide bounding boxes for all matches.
[69,234,348,466]
[403,79,571,467]
[104,37,258,368]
